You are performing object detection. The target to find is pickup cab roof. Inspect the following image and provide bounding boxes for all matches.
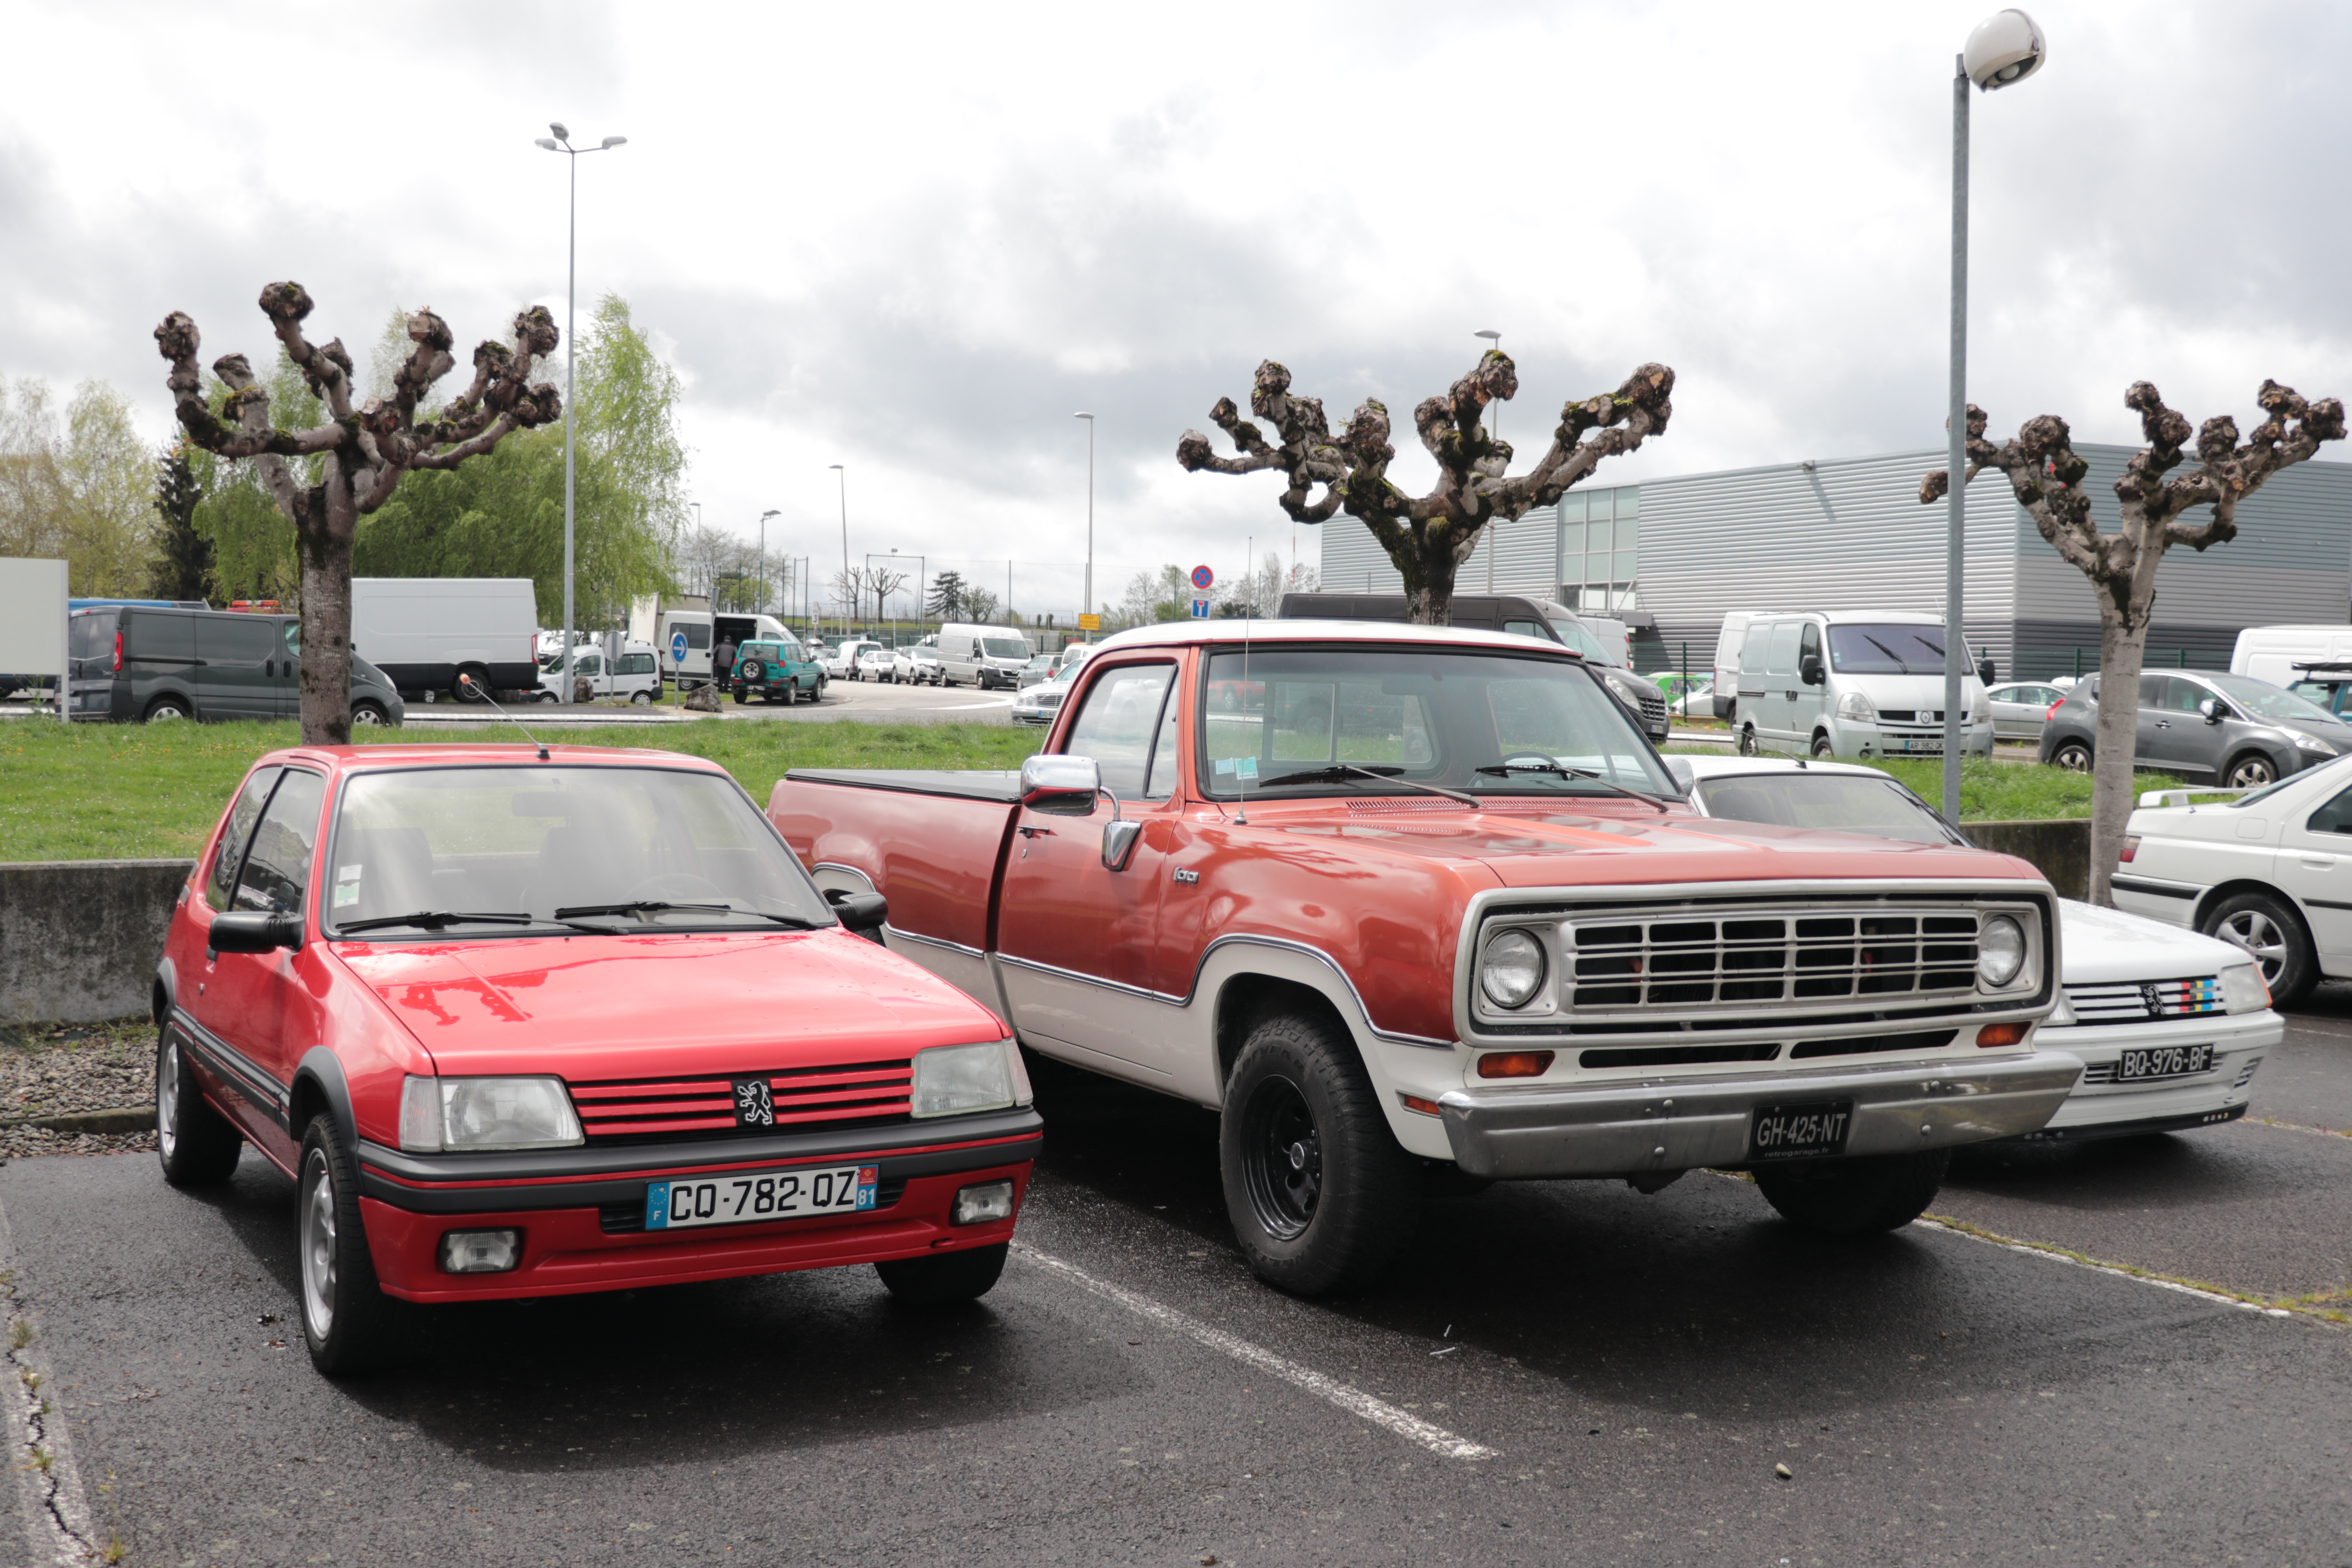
[1092,617,1583,659]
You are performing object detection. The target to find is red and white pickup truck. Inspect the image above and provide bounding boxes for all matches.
[769,621,2080,1294]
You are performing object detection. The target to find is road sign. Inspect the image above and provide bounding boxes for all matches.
[1191,564,1215,590]
[1190,598,1212,619]
[670,630,689,664]
[1078,613,1100,632]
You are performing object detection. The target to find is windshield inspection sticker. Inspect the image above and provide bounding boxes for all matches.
[333,865,363,908]
[1214,757,1259,779]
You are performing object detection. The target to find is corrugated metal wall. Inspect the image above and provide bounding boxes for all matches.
[1320,505,1562,597]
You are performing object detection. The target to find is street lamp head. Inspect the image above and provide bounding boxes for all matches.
[1074,411,1094,421]
[1964,9,2046,90]
[1474,329,1501,342]
[534,137,559,151]
[760,509,780,520]
[548,121,570,140]
[828,464,844,471]
[600,135,628,149]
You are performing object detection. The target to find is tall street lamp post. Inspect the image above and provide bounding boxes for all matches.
[534,123,627,702]
[1942,10,2047,818]
[829,465,849,636]
[1074,413,1095,629]
[757,508,779,617]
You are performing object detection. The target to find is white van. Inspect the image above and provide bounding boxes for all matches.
[1731,610,1995,760]
[537,641,661,704]
[937,624,1033,689]
[2230,625,2352,688]
[821,639,883,678]
[352,577,539,702]
[657,610,791,690]
[1712,611,1762,720]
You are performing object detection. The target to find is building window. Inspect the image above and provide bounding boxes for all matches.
[1558,488,1639,610]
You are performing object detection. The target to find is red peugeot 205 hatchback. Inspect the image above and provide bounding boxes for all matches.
[154,742,1039,1374]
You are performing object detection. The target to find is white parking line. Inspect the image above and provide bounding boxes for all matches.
[1014,1244,1499,1461]
[1915,1219,2303,1320]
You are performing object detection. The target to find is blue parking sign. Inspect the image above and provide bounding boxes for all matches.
[671,630,689,664]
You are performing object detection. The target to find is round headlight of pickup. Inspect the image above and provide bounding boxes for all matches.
[1977,915,2026,988]
[1480,929,1548,1009]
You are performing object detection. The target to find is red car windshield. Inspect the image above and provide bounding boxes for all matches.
[326,766,831,937]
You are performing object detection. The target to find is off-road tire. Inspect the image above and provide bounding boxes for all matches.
[297,1114,411,1375]
[1220,1010,1421,1295]
[2051,740,2092,771]
[155,1025,241,1186]
[875,1241,1008,1305]
[1753,1149,1949,1236]
[2201,888,2315,1004]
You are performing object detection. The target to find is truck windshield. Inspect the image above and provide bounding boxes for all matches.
[983,638,1031,660]
[1826,624,1972,675]
[1545,618,1611,662]
[1199,646,1671,801]
[326,766,832,938]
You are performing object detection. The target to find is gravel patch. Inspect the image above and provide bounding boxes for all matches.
[0,1018,158,1160]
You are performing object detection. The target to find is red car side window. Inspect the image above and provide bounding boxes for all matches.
[233,770,327,916]
[205,766,281,913]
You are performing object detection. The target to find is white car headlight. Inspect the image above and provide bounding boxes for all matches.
[1976,915,2027,989]
[1837,691,1876,721]
[1480,928,1548,1009]
[911,1040,1027,1118]
[400,1075,583,1152]
[2219,962,2271,1013]
[2294,732,2337,754]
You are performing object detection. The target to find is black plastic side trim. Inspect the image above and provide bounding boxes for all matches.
[2110,875,2196,901]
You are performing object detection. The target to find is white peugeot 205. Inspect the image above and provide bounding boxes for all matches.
[1667,754,2281,1142]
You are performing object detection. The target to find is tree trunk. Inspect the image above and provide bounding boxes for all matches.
[2085,595,2148,907]
[1399,529,1475,626]
[296,514,355,747]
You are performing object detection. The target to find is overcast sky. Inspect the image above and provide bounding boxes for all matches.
[4,0,2348,617]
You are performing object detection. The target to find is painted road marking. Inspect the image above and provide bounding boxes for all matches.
[1915,1219,2312,1322]
[1015,1244,1499,1461]
[0,1202,98,1565]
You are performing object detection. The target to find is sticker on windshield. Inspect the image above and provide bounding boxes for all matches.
[1214,757,1259,779]
[333,865,362,908]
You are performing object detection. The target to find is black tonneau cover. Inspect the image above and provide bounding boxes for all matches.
[783,768,1025,804]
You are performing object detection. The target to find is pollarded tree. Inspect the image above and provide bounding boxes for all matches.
[155,285,561,742]
[1921,381,2345,906]
[1177,354,1675,624]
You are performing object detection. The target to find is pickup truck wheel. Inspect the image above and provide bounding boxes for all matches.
[1222,1013,1420,1295]
[875,1241,1008,1305]
[297,1114,411,1374]
[155,1027,241,1186]
[1753,1149,1949,1237]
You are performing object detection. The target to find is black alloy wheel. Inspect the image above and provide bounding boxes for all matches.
[155,1025,241,1186]
[1220,1011,1420,1295]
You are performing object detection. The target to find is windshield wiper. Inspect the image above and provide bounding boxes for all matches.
[552,900,822,929]
[335,910,538,934]
[1859,633,1913,673]
[1254,764,1480,807]
[1472,760,1670,812]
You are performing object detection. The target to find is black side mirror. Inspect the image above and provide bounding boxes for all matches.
[825,888,888,934]
[2197,697,2224,724]
[1799,653,1823,686]
[209,911,302,954]
[1977,657,1996,686]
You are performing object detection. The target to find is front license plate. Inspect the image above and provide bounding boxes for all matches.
[646,1164,878,1230]
[2116,1044,2215,1082]
[1748,1100,1855,1161]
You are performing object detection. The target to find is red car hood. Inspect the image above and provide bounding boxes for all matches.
[1259,802,2042,889]
[331,929,1005,1079]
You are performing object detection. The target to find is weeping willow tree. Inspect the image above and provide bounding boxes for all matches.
[355,294,684,627]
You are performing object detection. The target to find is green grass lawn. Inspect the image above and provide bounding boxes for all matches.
[1661,747,2201,821]
[0,719,1042,863]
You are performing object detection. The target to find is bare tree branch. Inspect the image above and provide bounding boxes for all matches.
[1179,352,1673,623]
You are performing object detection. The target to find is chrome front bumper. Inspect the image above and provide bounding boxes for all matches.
[1437,1049,2083,1179]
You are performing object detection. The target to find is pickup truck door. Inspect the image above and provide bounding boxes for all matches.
[995,660,1186,1082]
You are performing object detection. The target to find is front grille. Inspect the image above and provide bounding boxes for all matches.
[570,1060,913,1143]
[1563,910,1981,1011]
[598,1178,908,1234]
[1875,711,1945,724]
[1788,1028,1958,1060]
[1638,693,1667,724]
[2062,977,2223,1027]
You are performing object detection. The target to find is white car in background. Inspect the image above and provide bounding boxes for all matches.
[2113,752,2352,1004]
[820,639,880,679]
[893,646,945,685]
[853,646,897,682]
[1011,669,1075,727]
[1667,753,2281,1141]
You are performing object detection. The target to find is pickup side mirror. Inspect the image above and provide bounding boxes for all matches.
[1021,754,1102,816]
[824,887,888,935]
[2197,697,2225,724]
[209,911,302,954]
[1798,653,1823,686]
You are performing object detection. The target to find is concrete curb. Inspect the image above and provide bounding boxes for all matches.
[0,1108,151,1135]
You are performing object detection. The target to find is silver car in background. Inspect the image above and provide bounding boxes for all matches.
[1984,681,2065,741]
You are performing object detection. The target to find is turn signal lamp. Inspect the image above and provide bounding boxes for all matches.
[1976,1022,2029,1048]
[1399,1093,1443,1116]
[1476,1051,1555,1080]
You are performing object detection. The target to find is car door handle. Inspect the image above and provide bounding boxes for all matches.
[2301,855,2335,869]
[1016,825,1054,838]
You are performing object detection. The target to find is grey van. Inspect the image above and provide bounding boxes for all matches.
[1276,592,1670,740]
[67,606,405,726]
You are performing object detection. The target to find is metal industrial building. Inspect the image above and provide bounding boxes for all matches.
[1318,445,2352,683]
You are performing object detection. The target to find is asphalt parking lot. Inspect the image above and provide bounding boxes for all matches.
[6,1004,2351,1565]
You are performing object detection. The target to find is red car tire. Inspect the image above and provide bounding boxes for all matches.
[298,1114,412,1375]
[155,1027,241,1187]
[875,1241,1009,1305]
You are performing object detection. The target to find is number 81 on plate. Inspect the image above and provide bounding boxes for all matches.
[648,1165,878,1229]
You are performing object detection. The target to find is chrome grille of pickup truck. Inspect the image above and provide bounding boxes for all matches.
[1564,908,1982,1011]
